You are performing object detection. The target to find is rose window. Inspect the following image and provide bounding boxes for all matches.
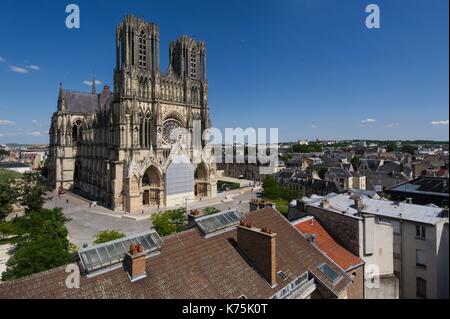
[162,119,183,145]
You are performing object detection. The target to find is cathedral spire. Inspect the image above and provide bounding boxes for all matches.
[58,82,65,112]
[92,74,97,95]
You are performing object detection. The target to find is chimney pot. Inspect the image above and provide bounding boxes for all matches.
[125,248,147,282]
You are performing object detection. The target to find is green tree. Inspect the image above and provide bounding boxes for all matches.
[0,168,21,222]
[2,208,72,281]
[203,207,221,215]
[386,143,398,152]
[272,198,290,215]
[0,150,10,157]
[94,230,125,244]
[20,172,46,213]
[402,144,417,155]
[308,165,328,180]
[0,222,20,240]
[151,208,187,236]
[262,176,297,202]
[292,143,323,153]
[351,156,361,170]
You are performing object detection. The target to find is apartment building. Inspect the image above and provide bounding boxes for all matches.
[289,193,449,299]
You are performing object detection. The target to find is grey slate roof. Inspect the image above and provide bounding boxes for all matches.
[326,168,352,178]
[388,176,449,197]
[304,193,447,225]
[63,91,99,114]
[63,87,113,114]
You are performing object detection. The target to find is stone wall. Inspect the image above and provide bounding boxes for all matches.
[306,206,361,256]
[346,265,365,299]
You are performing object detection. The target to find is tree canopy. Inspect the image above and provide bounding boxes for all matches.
[402,144,417,155]
[203,207,221,215]
[1,208,72,281]
[151,208,187,236]
[20,172,46,213]
[0,168,21,222]
[351,156,361,170]
[386,143,398,152]
[262,176,297,215]
[94,229,125,244]
[292,143,323,153]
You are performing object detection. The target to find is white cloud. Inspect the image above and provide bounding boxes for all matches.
[83,80,102,86]
[0,56,5,63]
[0,133,4,137]
[431,120,449,125]
[31,120,49,127]
[311,124,318,129]
[361,118,377,124]
[9,65,29,74]
[0,119,15,126]
[27,65,40,71]
[30,131,43,136]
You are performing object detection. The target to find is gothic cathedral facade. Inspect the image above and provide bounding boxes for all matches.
[48,15,217,212]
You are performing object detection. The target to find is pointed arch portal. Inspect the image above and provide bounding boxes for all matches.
[142,166,162,206]
[195,163,209,198]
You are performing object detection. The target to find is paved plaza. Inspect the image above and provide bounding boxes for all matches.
[44,187,261,248]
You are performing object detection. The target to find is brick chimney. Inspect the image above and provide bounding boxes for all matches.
[124,244,147,282]
[237,221,277,287]
[354,196,364,211]
[187,209,204,229]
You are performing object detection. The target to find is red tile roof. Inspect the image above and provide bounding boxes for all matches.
[293,217,364,272]
[0,208,351,299]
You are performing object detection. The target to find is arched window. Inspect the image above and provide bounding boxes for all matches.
[72,125,78,142]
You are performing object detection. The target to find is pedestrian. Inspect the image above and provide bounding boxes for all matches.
[66,199,69,204]
[141,209,144,215]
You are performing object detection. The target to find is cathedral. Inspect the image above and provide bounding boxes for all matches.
[48,15,217,213]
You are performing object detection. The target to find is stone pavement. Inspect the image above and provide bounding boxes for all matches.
[44,187,262,248]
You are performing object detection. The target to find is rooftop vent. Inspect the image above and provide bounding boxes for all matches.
[277,271,288,281]
[320,199,330,209]
[308,233,317,244]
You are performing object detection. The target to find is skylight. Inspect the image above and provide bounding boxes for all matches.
[196,209,245,235]
[318,263,342,285]
[78,230,163,273]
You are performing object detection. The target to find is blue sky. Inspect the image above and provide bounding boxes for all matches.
[0,0,448,144]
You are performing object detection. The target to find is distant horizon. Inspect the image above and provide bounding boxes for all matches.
[1,138,449,147]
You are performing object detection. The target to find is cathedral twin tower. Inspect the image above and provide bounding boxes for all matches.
[49,15,217,213]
